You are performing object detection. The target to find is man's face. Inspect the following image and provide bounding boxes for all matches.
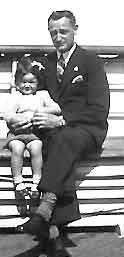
[48,17,77,53]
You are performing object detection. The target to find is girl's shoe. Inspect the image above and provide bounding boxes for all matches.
[28,188,41,215]
[14,183,29,217]
[28,183,40,200]
[29,190,40,200]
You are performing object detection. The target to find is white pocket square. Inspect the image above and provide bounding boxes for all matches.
[72,75,84,84]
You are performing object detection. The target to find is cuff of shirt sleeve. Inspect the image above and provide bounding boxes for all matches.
[60,118,66,126]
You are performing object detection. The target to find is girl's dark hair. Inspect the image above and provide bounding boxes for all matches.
[48,10,76,28]
[15,56,45,90]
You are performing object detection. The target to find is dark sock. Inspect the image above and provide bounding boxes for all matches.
[36,192,57,221]
[49,225,60,239]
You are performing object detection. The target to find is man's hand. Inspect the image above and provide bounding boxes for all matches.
[7,119,32,133]
[32,112,65,129]
[4,112,32,133]
[12,120,32,131]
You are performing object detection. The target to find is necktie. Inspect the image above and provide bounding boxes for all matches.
[57,54,65,83]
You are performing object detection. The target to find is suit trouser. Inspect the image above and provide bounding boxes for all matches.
[37,126,96,225]
[38,126,96,196]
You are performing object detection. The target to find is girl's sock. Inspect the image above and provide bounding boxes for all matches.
[13,175,23,186]
[32,174,41,185]
[31,183,38,192]
[16,182,26,191]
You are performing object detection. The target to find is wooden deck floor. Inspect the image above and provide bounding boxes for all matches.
[0,228,123,257]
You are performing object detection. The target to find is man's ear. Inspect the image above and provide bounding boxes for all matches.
[75,24,78,30]
[15,84,19,91]
[74,24,78,35]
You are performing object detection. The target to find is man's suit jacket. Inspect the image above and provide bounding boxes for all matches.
[44,44,110,149]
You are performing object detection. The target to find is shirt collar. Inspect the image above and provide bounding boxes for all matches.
[57,43,76,66]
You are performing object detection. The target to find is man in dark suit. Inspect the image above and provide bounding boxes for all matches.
[17,10,110,255]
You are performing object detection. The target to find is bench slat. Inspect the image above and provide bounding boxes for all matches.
[79,203,124,213]
[68,215,124,227]
[79,179,124,187]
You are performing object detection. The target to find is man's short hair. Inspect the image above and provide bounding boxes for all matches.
[48,10,76,28]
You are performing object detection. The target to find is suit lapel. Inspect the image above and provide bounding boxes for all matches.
[46,46,86,99]
[58,45,86,96]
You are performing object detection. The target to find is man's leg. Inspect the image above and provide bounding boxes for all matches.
[38,126,96,196]
[17,127,96,237]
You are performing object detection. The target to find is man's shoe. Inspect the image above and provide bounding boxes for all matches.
[16,213,49,238]
[50,236,69,257]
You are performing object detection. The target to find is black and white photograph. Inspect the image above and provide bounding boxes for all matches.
[0,0,124,256]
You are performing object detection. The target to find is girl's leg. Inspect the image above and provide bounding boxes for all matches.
[27,140,43,196]
[8,140,26,191]
[8,140,28,216]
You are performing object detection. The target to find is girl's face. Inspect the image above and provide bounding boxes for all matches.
[17,73,38,95]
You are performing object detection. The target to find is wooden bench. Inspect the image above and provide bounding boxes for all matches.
[0,45,124,237]
[0,136,124,237]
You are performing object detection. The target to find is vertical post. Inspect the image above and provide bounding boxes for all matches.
[11,59,17,93]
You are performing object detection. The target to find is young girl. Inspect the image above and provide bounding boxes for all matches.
[3,56,61,206]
